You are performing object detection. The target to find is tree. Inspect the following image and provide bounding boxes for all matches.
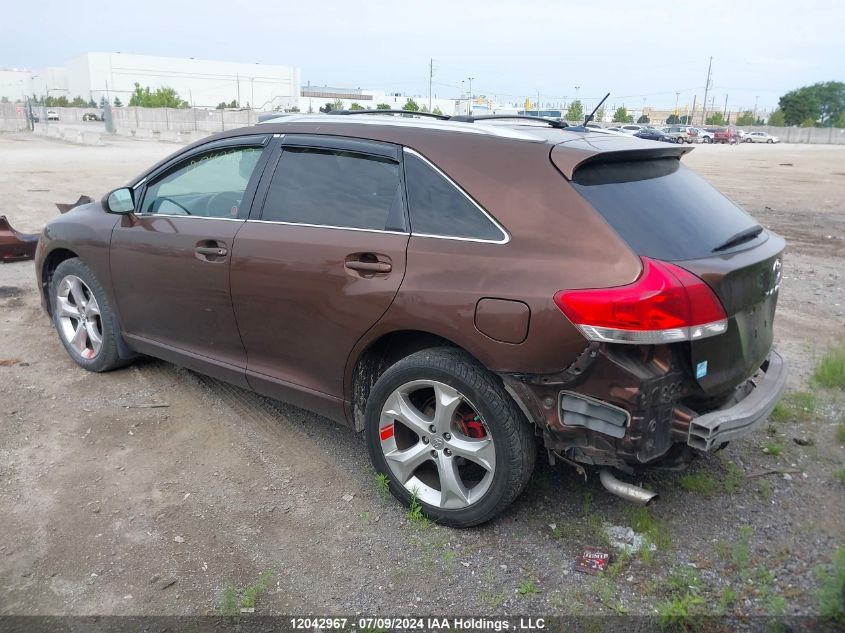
[778,82,845,126]
[735,110,757,126]
[99,96,109,108]
[376,103,391,109]
[349,102,365,110]
[432,106,443,116]
[419,104,429,113]
[113,97,123,107]
[87,98,97,108]
[283,106,300,113]
[611,106,631,123]
[128,83,189,108]
[216,100,239,109]
[637,114,650,124]
[593,106,605,123]
[766,109,785,126]
[679,115,692,124]
[402,98,420,112]
[565,99,583,121]
[705,112,726,126]
[666,114,680,125]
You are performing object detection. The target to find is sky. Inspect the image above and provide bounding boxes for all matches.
[1,0,841,114]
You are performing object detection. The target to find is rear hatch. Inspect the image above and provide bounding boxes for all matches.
[556,150,784,396]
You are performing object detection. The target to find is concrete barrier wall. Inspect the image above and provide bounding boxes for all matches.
[31,123,104,146]
[111,106,258,134]
[739,125,845,144]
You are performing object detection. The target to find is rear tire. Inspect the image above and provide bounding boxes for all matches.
[50,258,128,372]
[767,139,774,144]
[365,347,536,527]
[745,137,753,143]
[676,137,685,144]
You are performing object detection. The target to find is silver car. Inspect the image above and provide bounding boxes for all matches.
[744,131,780,144]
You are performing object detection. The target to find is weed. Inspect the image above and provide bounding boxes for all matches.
[719,525,754,574]
[359,511,370,524]
[813,344,845,389]
[581,489,593,515]
[816,546,845,621]
[717,585,737,615]
[626,505,671,551]
[584,515,612,548]
[768,594,786,617]
[481,590,507,609]
[374,472,390,494]
[763,441,783,457]
[217,570,276,616]
[666,567,703,594]
[406,489,431,528]
[592,577,627,614]
[550,524,565,540]
[443,549,456,569]
[835,468,845,484]
[517,579,540,597]
[759,479,773,500]
[837,423,845,444]
[722,462,745,494]
[657,593,705,630]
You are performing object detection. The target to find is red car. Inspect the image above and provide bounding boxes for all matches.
[713,127,740,144]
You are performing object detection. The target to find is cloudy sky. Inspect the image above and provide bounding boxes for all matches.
[2,0,840,113]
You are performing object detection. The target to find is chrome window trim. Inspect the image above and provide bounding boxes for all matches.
[245,219,408,236]
[402,148,510,245]
[133,213,244,222]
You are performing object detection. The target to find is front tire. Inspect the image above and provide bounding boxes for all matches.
[365,347,536,527]
[50,258,127,372]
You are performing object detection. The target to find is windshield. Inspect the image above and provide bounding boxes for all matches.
[572,158,762,261]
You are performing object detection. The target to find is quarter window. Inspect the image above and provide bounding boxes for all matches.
[403,152,505,242]
[141,146,263,218]
[261,148,404,231]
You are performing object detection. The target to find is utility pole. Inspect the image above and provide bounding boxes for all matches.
[701,56,713,126]
[537,90,540,116]
[674,91,680,122]
[237,73,241,106]
[690,95,697,126]
[753,95,759,122]
[467,77,474,115]
[723,94,728,120]
[428,59,433,111]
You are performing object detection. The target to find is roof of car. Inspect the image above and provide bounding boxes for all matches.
[153,113,693,184]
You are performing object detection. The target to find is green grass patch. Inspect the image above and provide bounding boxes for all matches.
[763,441,783,457]
[679,472,720,495]
[217,571,276,616]
[837,423,845,444]
[769,391,818,423]
[835,468,845,484]
[625,505,671,552]
[816,546,845,621]
[813,345,845,389]
[406,489,431,528]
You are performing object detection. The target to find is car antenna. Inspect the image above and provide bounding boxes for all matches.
[584,93,610,126]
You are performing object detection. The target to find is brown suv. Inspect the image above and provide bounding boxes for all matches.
[35,112,786,527]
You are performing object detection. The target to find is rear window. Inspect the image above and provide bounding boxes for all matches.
[572,158,760,261]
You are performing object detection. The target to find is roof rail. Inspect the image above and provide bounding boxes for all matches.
[327,109,451,120]
[448,114,569,129]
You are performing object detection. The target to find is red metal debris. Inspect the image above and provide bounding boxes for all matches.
[0,216,39,263]
[55,195,93,214]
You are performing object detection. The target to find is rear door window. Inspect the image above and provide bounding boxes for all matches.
[571,158,761,261]
[403,151,506,242]
[261,147,405,231]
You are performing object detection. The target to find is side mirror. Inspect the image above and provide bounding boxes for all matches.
[103,187,135,214]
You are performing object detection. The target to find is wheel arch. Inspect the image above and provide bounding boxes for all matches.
[347,329,486,431]
[41,247,80,316]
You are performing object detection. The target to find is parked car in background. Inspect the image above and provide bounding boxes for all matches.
[82,112,103,122]
[662,126,698,144]
[745,131,780,144]
[634,128,675,143]
[692,127,714,143]
[714,127,740,144]
[46,110,60,121]
[35,113,786,526]
[618,124,646,135]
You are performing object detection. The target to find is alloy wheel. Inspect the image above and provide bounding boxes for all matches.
[378,379,495,510]
[56,274,103,360]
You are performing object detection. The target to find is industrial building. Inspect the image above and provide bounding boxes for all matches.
[3,53,301,110]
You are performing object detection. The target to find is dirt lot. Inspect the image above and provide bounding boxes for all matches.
[0,133,843,620]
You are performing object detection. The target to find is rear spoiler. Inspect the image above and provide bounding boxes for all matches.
[550,137,693,180]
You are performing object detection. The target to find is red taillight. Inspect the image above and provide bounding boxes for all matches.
[553,258,728,344]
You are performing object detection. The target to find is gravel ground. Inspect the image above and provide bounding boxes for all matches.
[0,133,843,620]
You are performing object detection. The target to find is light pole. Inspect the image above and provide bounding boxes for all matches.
[674,92,680,123]
[467,77,474,115]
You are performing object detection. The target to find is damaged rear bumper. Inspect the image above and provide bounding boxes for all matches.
[687,350,786,451]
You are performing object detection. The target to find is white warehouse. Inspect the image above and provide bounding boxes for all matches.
[28,52,301,110]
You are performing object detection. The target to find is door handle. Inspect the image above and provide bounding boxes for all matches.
[345,261,391,273]
[195,245,228,257]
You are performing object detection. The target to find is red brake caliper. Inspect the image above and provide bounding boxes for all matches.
[456,411,486,439]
